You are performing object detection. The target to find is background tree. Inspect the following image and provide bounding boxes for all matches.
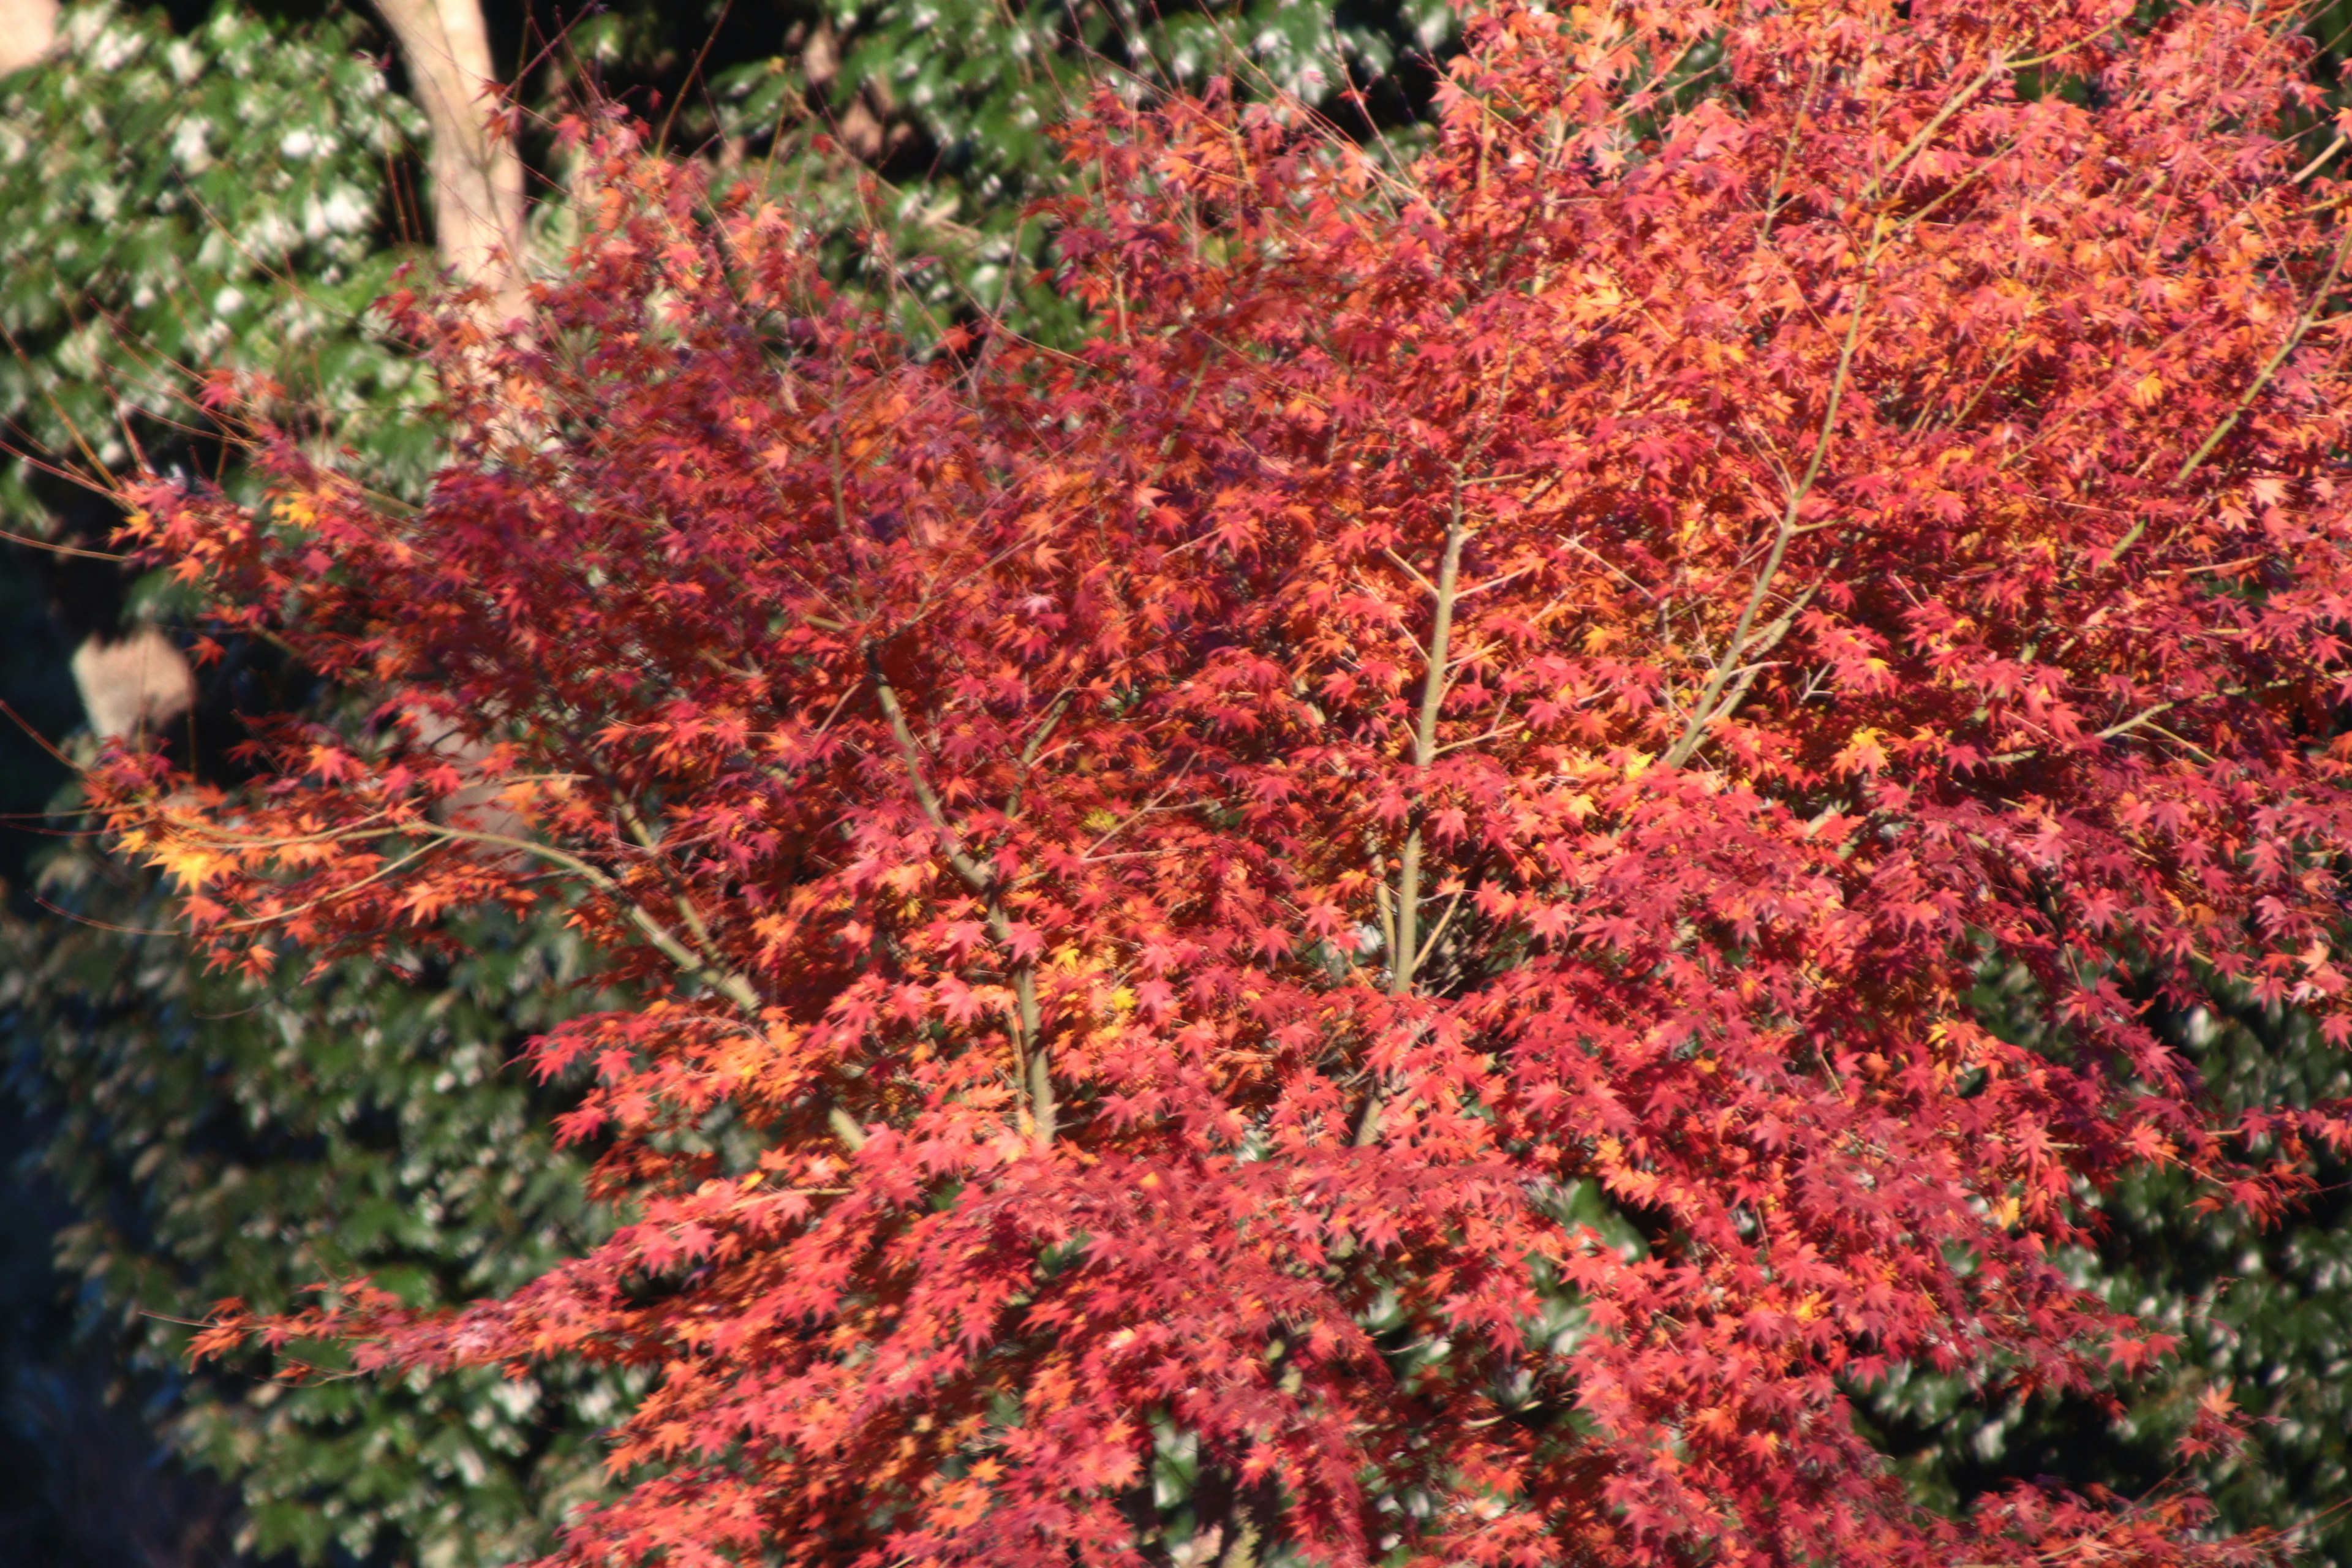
[1870,969,2352,1562]
[9,869,627,1567]
[0,8,477,1561]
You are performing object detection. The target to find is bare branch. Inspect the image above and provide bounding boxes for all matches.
[868,650,1061,1146]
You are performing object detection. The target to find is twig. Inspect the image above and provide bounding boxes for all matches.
[1665,280,1868,770]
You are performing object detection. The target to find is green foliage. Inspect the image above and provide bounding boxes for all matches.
[709,0,1452,343]
[4,835,622,1567]
[813,0,1448,181]
[0,0,433,526]
[0,12,613,1561]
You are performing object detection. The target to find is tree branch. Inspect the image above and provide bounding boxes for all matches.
[418,822,869,1152]
[1665,282,1868,768]
[2163,223,2352,496]
[1359,504,1471,1147]
[870,649,995,899]
[868,651,1056,1145]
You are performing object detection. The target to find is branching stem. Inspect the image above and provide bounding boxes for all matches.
[870,650,1055,1146]
[1666,276,1868,767]
[1359,503,1471,1147]
[418,821,870,1155]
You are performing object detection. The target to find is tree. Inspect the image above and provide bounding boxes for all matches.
[0,7,606,1562]
[96,0,2352,1564]
[7,869,627,1567]
[1,2,1453,1561]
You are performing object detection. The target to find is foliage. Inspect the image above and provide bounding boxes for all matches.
[2095,1006,2352,1562]
[0,0,434,527]
[100,0,2352,1562]
[1872,970,2352,1567]
[0,6,616,1564]
[706,0,1452,344]
[3,836,624,1567]
[1,1,1459,1562]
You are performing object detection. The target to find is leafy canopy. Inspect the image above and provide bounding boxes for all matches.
[2,1,1457,1561]
[100,0,2352,1563]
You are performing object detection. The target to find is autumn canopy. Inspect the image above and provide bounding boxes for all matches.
[96,0,2352,1562]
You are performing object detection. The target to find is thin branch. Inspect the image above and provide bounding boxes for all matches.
[420,821,870,1155]
[1079,770,1200,863]
[869,649,994,897]
[0,521,127,561]
[2095,701,2176,743]
[1359,502,1471,1148]
[1382,546,1439,598]
[1007,689,1076,819]
[2294,132,2346,184]
[1986,701,2196,765]
[1419,884,1470,969]
[1665,281,1868,769]
[2165,222,2352,496]
[218,845,435,931]
[422,825,763,1013]
[1434,723,1518,758]
[1869,56,2008,203]
[867,649,1057,1146]
[1457,564,1539,600]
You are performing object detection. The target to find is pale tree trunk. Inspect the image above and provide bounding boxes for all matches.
[366,0,529,804]
[0,0,56,77]
[70,627,196,741]
[373,0,527,318]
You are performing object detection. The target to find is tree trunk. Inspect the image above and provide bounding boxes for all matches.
[0,0,56,77]
[373,0,526,318]
[70,627,197,741]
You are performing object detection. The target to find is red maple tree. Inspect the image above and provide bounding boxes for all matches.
[100,0,2352,1562]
